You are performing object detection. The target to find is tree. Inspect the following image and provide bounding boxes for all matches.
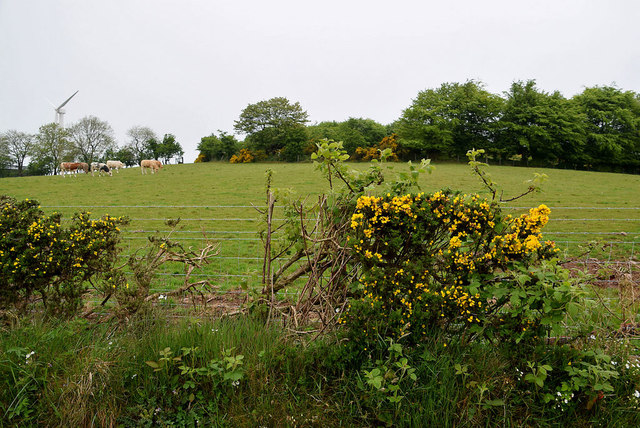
[115,146,136,167]
[498,80,586,166]
[396,81,503,160]
[1,130,34,174]
[27,156,53,176]
[234,97,309,158]
[307,118,390,155]
[103,145,136,167]
[68,116,116,164]
[197,131,240,161]
[125,126,158,163]
[572,86,640,172]
[157,134,184,164]
[33,123,72,175]
[340,118,388,153]
[0,136,11,173]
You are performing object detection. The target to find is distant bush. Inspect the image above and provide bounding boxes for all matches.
[230,149,255,163]
[351,133,400,162]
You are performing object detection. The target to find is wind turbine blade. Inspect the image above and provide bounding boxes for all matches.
[57,90,79,109]
[45,97,57,108]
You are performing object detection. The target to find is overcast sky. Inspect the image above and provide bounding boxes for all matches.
[1,0,639,163]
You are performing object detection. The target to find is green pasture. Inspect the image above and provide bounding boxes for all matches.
[1,162,639,295]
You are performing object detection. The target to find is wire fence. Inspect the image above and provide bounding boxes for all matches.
[42,204,640,298]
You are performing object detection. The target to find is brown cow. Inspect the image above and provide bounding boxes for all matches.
[60,162,81,177]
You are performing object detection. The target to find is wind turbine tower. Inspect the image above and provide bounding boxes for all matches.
[54,90,79,128]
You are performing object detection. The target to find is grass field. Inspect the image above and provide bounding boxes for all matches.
[1,161,639,295]
[2,162,640,427]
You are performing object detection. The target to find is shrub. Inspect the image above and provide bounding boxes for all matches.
[230,149,255,163]
[342,191,573,349]
[351,133,400,162]
[0,195,128,318]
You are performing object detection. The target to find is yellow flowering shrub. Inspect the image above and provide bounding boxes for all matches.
[0,195,129,318]
[342,191,572,348]
[229,148,255,163]
[351,133,400,162]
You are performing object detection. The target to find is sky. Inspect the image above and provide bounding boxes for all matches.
[1,0,639,163]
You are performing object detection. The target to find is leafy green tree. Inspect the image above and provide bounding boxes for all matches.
[157,134,184,164]
[33,123,73,175]
[115,146,136,167]
[307,121,341,143]
[27,155,53,176]
[572,86,640,172]
[103,145,136,167]
[234,97,309,158]
[0,137,11,174]
[339,118,388,153]
[498,80,586,167]
[396,81,503,160]
[68,116,116,164]
[307,118,390,155]
[1,130,34,174]
[197,131,240,161]
[146,137,160,160]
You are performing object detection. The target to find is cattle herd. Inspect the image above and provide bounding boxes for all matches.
[59,160,162,177]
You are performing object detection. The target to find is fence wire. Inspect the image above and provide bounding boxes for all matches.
[43,204,640,296]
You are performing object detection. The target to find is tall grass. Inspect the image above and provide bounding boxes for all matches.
[2,312,639,427]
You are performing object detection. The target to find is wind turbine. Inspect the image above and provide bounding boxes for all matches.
[53,90,79,128]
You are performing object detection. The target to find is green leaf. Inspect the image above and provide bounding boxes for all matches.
[145,361,160,369]
[567,302,580,318]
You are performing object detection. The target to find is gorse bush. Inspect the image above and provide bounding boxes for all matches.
[343,191,574,348]
[0,195,128,318]
[229,148,255,163]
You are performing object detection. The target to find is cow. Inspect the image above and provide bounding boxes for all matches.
[106,160,124,173]
[78,162,89,174]
[141,159,162,174]
[60,162,81,177]
[90,162,112,177]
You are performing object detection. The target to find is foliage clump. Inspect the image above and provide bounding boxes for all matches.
[342,191,569,348]
[352,133,401,162]
[0,195,128,318]
[230,148,256,163]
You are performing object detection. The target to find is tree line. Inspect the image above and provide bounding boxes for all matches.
[197,81,640,173]
[0,118,184,176]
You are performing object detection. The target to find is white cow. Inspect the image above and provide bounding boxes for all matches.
[106,160,124,173]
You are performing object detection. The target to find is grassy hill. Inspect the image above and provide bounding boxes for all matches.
[1,161,638,293]
[1,161,639,208]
